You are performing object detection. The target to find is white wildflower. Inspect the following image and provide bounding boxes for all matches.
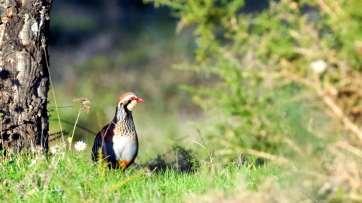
[74,141,87,151]
[310,59,327,74]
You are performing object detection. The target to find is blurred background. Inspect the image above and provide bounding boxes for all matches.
[48,0,277,156]
[48,0,362,200]
[48,0,198,159]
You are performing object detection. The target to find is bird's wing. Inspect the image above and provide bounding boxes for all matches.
[91,123,114,162]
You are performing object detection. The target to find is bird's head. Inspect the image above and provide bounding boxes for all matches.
[114,92,144,121]
[118,92,144,111]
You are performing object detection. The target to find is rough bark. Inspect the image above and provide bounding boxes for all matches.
[0,0,52,153]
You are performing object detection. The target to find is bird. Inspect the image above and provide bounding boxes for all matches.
[91,92,144,169]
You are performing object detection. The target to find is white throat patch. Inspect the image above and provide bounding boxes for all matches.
[127,100,138,111]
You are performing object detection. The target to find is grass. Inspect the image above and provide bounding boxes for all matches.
[0,150,282,202]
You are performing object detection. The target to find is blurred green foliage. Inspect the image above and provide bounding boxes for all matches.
[152,0,361,68]
[150,0,361,160]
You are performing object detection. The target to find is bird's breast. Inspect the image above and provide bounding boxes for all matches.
[112,134,138,161]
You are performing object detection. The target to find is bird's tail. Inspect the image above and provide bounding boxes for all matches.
[91,134,102,162]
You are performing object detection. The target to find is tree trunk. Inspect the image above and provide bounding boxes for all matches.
[0,0,52,153]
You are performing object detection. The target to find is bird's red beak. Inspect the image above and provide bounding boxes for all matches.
[134,97,144,103]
